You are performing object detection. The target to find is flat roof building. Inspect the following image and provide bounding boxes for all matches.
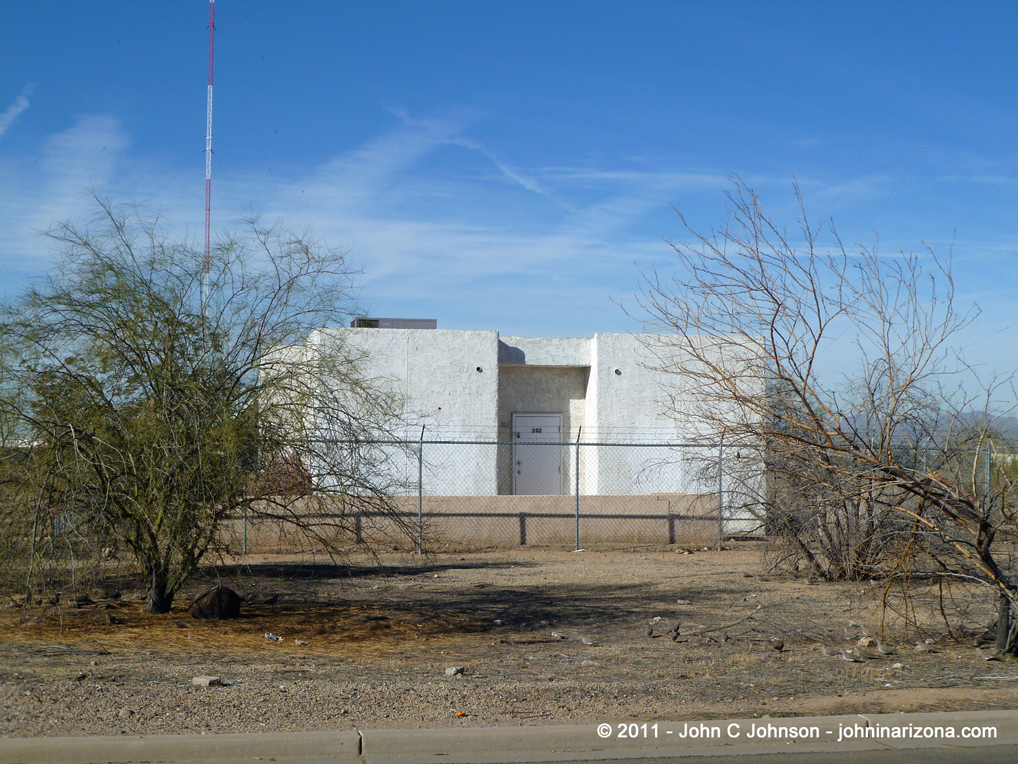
[307,328,752,499]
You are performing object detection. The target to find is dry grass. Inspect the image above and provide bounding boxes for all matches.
[4,545,1018,732]
[0,595,496,663]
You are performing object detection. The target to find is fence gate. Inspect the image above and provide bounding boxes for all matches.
[512,414,563,495]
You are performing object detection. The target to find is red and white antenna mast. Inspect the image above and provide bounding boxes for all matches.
[203,0,215,310]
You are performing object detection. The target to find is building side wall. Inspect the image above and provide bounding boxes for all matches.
[315,327,499,436]
[587,333,705,495]
[590,333,677,438]
[312,328,499,495]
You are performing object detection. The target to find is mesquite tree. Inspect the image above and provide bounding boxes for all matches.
[0,198,410,613]
[639,178,1018,651]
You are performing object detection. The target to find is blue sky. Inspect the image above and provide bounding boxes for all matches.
[2,1,1017,384]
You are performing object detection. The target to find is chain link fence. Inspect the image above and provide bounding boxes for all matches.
[232,438,765,554]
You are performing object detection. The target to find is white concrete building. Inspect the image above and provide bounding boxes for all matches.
[307,327,741,500]
[235,325,767,550]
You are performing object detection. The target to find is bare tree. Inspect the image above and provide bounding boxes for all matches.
[0,198,411,613]
[638,178,1018,652]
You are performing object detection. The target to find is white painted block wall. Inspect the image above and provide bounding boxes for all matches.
[305,328,760,508]
[311,327,499,495]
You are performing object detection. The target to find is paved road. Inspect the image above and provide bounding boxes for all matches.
[2,710,1017,764]
[544,746,1018,764]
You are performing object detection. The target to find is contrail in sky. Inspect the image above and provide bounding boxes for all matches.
[0,84,34,141]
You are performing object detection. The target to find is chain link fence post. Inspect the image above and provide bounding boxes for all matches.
[574,427,582,551]
[417,425,425,554]
[717,440,724,551]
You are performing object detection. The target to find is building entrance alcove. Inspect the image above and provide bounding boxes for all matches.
[497,363,589,495]
[511,413,563,495]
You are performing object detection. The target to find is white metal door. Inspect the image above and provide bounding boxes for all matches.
[512,414,563,495]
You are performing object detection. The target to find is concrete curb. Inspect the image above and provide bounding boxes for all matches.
[2,711,1018,764]
[0,730,362,764]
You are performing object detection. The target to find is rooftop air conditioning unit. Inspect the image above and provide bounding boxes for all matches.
[351,317,437,329]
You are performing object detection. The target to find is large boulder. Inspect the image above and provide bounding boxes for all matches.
[188,586,243,620]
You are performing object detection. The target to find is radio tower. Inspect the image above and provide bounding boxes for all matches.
[203,0,216,311]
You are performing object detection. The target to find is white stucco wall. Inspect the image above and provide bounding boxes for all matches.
[634,332,768,511]
[498,336,591,367]
[497,366,589,435]
[301,328,759,512]
[310,328,499,495]
[313,328,499,437]
[583,333,707,495]
[587,333,678,440]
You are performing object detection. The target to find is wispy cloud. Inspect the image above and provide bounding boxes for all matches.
[316,111,468,199]
[448,135,560,202]
[0,84,34,141]
[9,109,1011,351]
[0,110,789,333]
[0,114,132,276]
[388,107,563,204]
[1,107,726,286]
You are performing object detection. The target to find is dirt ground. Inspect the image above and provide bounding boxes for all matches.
[3,544,1018,737]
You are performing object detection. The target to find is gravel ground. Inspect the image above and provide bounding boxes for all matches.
[3,547,1018,737]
